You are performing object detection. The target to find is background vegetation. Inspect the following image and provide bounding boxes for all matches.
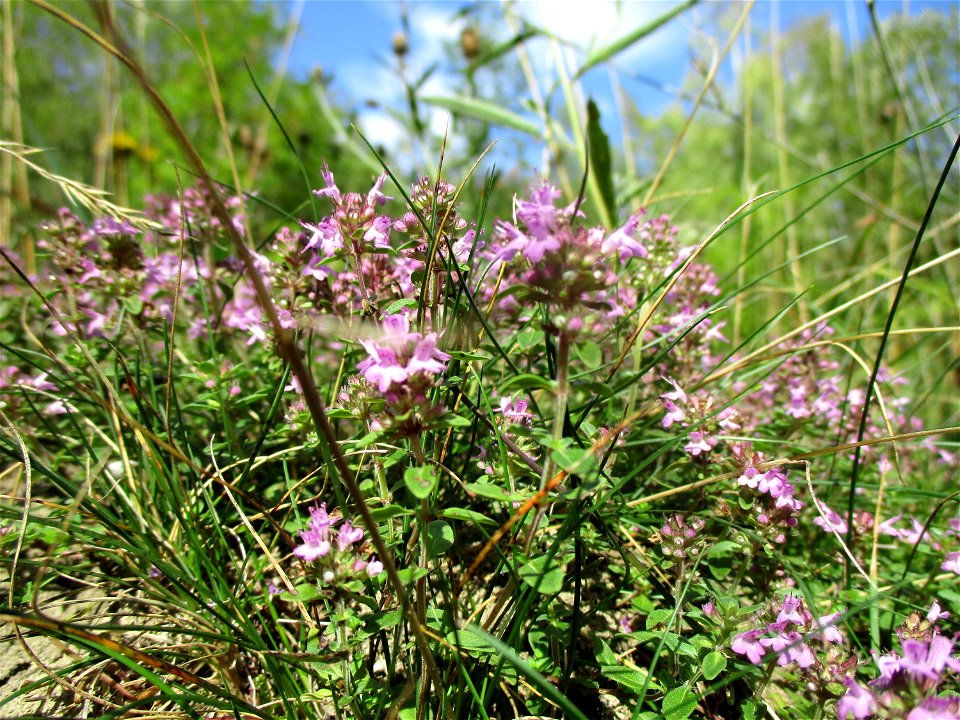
[0,1,957,719]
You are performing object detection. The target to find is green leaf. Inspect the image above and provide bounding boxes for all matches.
[362,608,403,633]
[742,700,758,720]
[551,445,598,478]
[586,99,617,225]
[701,651,727,680]
[124,295,143,315]
[515,327,543,351]
[662,684,698,720]
[518,554,565,595]
[397,567,429,586]
[575,339,604,370]
[441,414,473,428]
[369,504,411,522]
[594,638,618,666]
[444,627,493,653]
[383,298,418,315]
[425,520,454,558]
[404,465,438,500]
[464,481,522,502]
[646,608,675,630]
[601,664,655,695]
[354,431,382,448]
[500,373,556,394]
[420,95,542,137]
[577,380,615,399]
[447,349,490,362]
[282,583,321,603]
[442,506,497,526]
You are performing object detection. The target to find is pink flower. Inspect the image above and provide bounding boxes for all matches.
[684,430,715,456]
[837,678,876,719]
[661,376,687,403]
[357,343,408,393]
[363,215,392,248]
[732,630,766,664]
[602,213,649,261]
[293,504,337,561]
[812,611,844,644]
[927,601,949,623]
[776,595,806,625]
[940,552,960,575]
[356,314,449,394]
[497,394,533,426]
[300,218,343,257]
[661,399,686,428]
[906,696,960,720]
[337,521,364,552]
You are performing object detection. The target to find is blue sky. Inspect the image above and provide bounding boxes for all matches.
[269,0,954,166]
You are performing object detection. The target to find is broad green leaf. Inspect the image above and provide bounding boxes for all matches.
[441,414,473,428]
[586,99,617,225]
[645,608,675,629]
[595,638,618,666]
[420,95,542,137]
[425,520,454,558]
[577,380,615,398]
[500,373,557,394]
[601,664,657,694]
[464,481,522,502]
[550,445,598,478]
[369,504,411,522]
[701,650,727,680]
[281,583,321,603]
[662,684,698,720]
[575,339,604,370]
[354,431,382,448]
[442,506,498,526]
[444,627,493,653]
[404,465,438,500]
[396,567,429,586]
[362,608,403,633]
[518,554,565,595]
[383,298,418,315]
[515,327,543,351]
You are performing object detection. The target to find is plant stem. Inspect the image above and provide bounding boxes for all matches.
[411,435,433,720]
[526,329,570,550]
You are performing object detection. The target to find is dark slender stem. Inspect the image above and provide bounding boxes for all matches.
[843,132,959,579]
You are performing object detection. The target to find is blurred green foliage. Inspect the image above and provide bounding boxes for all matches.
[9,1,379,223]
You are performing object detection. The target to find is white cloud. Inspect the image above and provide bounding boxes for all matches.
[515,0,688,76]
[356,109,406,151]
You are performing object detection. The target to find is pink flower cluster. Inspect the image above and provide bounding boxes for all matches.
[731,594,844,670]
[356,314,449,395]
[732,443,804,544]
[660,377,738,459]
[659,513,705,561]
[495,394,534,428]
[293,503,384,582]
[481,180,651,334]
[300,163,391,260]
[838,603,960,719]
